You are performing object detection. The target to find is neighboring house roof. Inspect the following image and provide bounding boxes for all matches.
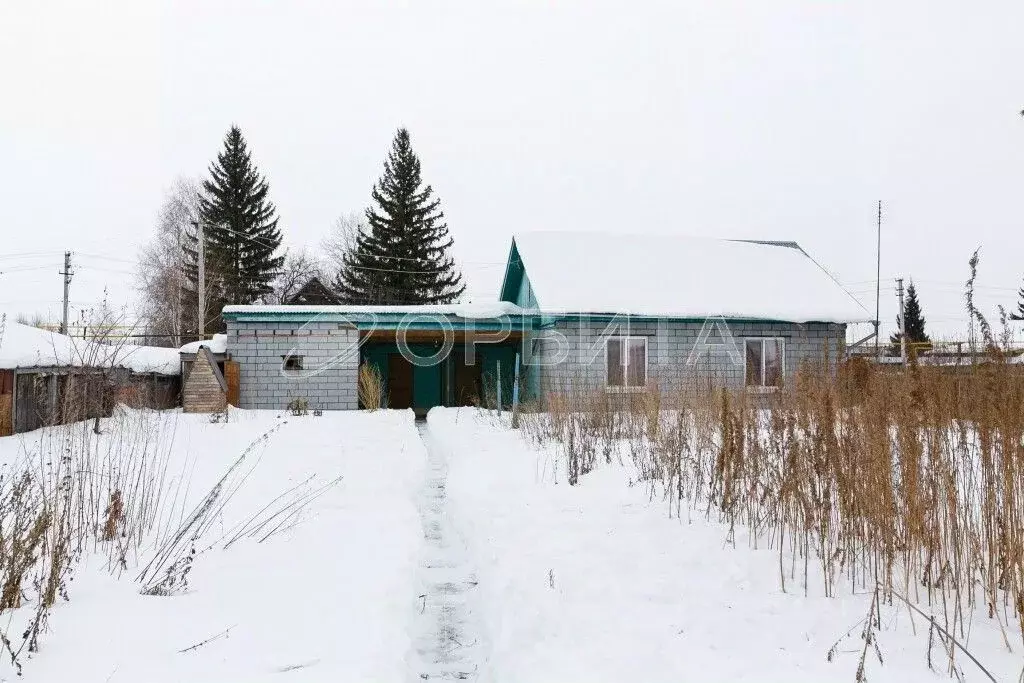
[285,277,341,305]
[0,321,180,375]
[501,231,871,323]
[179,333,228,355]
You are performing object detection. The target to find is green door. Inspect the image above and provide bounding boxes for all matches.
[412,363,442,415]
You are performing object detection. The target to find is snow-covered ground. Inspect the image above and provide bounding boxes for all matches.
[0,408,425,682]
[431,407,1023,683]
[3,406,1020,682]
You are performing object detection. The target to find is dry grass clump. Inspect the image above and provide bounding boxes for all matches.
[521,359,1024,675]
[0,408,176,674]
[358,362,384,410]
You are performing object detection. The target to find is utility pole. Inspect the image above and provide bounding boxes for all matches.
[896,277,907,365]
[59,251,73,335]
[876,201,884,366]
[174,225,183,348]
[874,200,882,362]
[192,220,205,340]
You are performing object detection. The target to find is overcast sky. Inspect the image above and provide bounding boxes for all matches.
[1,0,1022,340]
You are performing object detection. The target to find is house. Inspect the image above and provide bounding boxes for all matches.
[220,232,869,414]
[0,321,181,435]
[501,231,870,398]
[285,277,341,305]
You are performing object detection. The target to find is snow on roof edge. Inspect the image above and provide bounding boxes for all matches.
[179,333,228,355]
[0,322,180,375]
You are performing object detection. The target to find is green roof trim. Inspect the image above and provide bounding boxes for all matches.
[222,309,542,331]
[498,239,523,303]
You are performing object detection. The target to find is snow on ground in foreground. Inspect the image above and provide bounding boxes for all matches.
[1,408,425,683]
[430,407,1023,683]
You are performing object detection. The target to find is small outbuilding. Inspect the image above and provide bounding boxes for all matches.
[182,346,228,413]
[178,334,239,412]
[0,321,181,436]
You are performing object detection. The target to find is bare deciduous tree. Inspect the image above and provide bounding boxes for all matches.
[265,248,326,304]
[321,211,367,289]
[136,178,223,346]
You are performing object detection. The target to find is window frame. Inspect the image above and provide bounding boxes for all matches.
[604,336,648,393]
[282,354,304,372]
[744,337,785,392]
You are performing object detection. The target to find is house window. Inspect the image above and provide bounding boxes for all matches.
[283,355,304,372]
[606,337,647,391]
[745,338,785,390]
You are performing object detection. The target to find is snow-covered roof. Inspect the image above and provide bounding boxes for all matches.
[179,333,228,355]
[0,321,180,375]
[223,301,526,319]
[508,231,871,323]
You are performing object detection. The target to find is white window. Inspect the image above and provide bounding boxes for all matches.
[745,338,785,390]
[606,337,647,391]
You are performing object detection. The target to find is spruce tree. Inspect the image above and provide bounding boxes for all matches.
[198,125,284,316]
[334,128,464,305]
[890,280,930,352]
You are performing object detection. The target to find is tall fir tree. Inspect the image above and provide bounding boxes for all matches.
[334,128,464,304]
[197,125,284,320]
[890,280,930,352]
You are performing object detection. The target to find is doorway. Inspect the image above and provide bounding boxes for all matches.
[388,354,413,409]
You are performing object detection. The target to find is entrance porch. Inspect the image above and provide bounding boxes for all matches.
[360,330,521,415]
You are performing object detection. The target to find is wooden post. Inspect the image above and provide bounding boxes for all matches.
[224,360,240,407]
[512,352,521,428]
[198,221,205,340]
[496,360,502,417]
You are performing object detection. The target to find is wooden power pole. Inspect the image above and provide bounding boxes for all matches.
[896,277,906,365]
[192,221,206,340]
[59,251,73,334]
[874,201,882,362]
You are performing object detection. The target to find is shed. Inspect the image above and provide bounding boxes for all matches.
[0,321,181,435]
[178,334,237,410]
[182,346,228,413]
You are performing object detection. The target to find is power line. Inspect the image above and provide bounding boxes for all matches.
[0,265,55,275]
[0,251,64,261]
[77,265,136,276]
[76,252,137,264]
[210,222,507,267]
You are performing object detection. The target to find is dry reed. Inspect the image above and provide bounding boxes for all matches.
[521,359,1024,673]
[358,362,384,410]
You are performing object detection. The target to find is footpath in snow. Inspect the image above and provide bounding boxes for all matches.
[429,407,1024,683]
[408,420,484,680]
[5,406,1021,682]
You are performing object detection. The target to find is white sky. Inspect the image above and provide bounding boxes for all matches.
[1,0,1022,340]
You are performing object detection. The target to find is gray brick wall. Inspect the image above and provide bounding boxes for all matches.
[528,318,844,396]
[226,320,359,411]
